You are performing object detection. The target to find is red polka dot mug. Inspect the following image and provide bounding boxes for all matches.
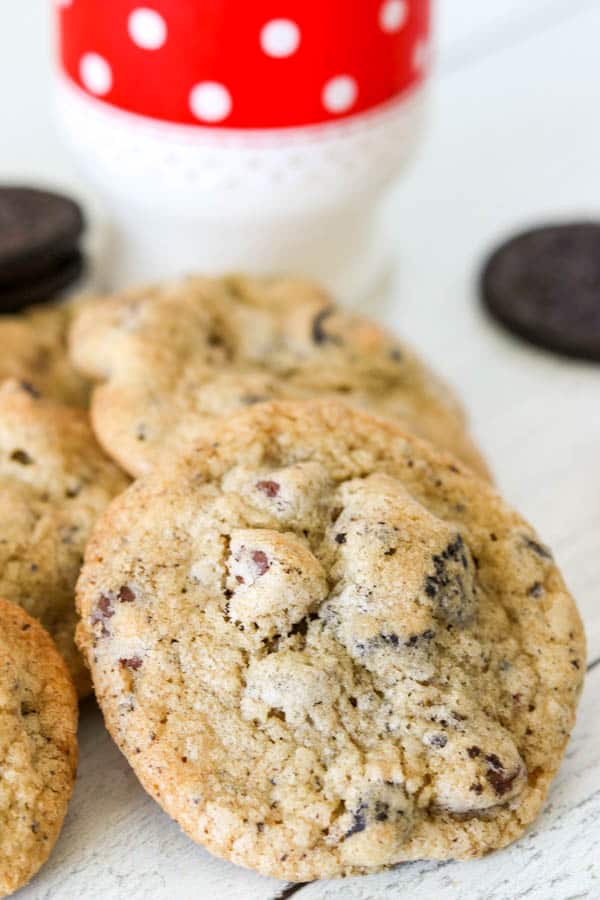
[55,0,431,297]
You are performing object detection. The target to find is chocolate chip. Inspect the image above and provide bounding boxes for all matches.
[424,536,474,626]
[384,547,397,556]
[120,656,143,671]
[374,801,389,822]
[335,533,347,544]
[486,767,520,797]
[31,821,40,834]
[311,306,342,345]
[19,380,41,398]
[344,802,367,838]
[256,480,280,498]
[10,448,33,465]
[381,632,399,648]
[571,659,580,670]
[485,753,502,770]
[90,593,115,636]
[118,585,136,603]
[469,782,483,795]
[241,394,269,405]
[467,746,481,758]
[252,550,270,576]
[528,581,544,597]
[522,536,553,560]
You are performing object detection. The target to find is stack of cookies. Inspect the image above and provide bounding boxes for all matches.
[0,275,585,893]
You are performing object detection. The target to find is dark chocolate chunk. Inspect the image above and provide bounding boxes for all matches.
[118,585,136,603]
[522,536,553,560]
[424,535,475,626]
[311,306,342,345]
[256,480,280,498]
[252,550,270,576]
[344,802,368,838]
[120,656,143,671]
[90,593,115,636]
[480,222,600,361]
[10,449,33,465]
[485,766,520,797]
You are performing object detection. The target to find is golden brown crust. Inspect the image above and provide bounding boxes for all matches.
[69,275,490,479]
[0,380,129,696]
[76,400,583,880]
[0,598,78,898]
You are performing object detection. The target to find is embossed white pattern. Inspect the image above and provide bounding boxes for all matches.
[57,77,425,214]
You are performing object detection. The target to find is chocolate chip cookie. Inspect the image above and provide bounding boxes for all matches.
[0,597,78,897]
[0,380,128,697]
[76,400,584,881]
[69,275,490,479]
[0,302,89,406]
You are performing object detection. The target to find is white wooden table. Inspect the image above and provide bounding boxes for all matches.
[2,2,599,898]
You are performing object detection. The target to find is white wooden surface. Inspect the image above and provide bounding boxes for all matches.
[1,2,599,898]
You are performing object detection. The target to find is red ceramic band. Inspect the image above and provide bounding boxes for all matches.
[56,0,430,129]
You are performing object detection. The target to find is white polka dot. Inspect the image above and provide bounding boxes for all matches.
[189,82,232,123]
[79,53,112,96]
[413,39,430,72]
[379,0,408,33]
[260,19,301,58]
[322,76,358,115]
[128,8,168,50]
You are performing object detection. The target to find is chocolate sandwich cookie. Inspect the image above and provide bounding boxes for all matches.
[481,222,600,361]
[0,187,85,312]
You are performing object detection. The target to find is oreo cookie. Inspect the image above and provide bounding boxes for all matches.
[480,223,600,362]
[0,187,85,312]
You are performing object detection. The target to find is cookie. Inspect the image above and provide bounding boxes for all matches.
[0,380,129,697]
[69,275,491,479]
[76,400,584,881]
[481,222,600,361]
[0,187,84,299]
[0,301,89,406]
[1,251,85,315]
[0,597,78,898]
